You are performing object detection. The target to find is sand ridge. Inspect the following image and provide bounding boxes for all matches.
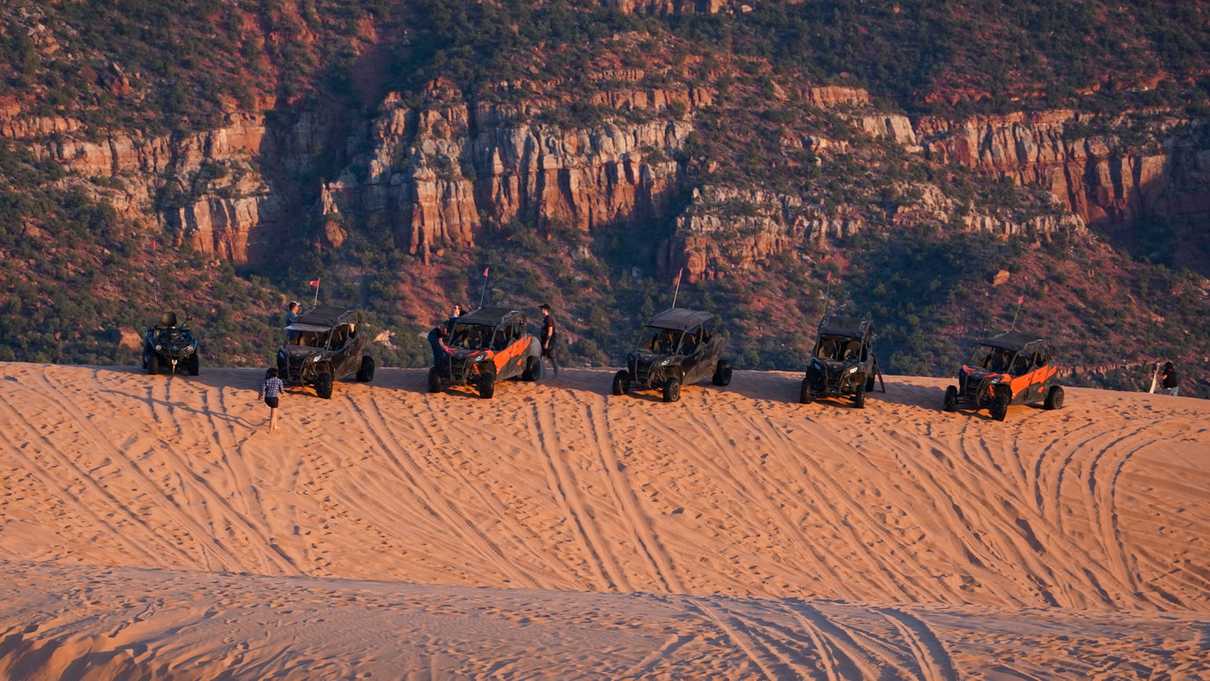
[0,363,1208,678]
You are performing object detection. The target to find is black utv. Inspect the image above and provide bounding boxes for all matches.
[612,308,732,402]
[142,312,200,375]
[276,305,375,399]
[800,315,884,408]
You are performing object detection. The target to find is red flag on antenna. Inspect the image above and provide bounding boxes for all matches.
[482,266,490,278]
[307,278,321,288]
[1016,294,1024,305]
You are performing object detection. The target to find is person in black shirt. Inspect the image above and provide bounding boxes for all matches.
[1160,361,1180,396]
[540,303,559,378]
[428,326,455,376]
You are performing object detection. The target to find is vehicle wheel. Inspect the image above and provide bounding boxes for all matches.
[612,370,631,396]
[1044,385,1065,410]
[990,389,1010,421]
[799,379,813,404]
[187,354,200,376]
[943,386,958,412]
[853,386,866,409]
[662,376,682,403]
[146,352,159,375]
[712,360,732,386]
[315,372,334,399]
[522,355,542,381]
[477,373,496,399]
[356,355,375,382]
[427,367,446,393]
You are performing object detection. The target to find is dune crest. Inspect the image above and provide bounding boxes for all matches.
[0,364,1207,678]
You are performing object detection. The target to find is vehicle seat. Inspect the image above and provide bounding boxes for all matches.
[818,339,837,361]
[1011,356,1030,376]
[843,340,860,361]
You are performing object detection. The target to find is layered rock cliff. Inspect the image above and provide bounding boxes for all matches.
[321,81,707,260]
[915,110,1210,231]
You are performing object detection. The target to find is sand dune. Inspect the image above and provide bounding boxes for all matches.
[0,363,1207,678]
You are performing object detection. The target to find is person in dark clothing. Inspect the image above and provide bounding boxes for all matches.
[1160,361,1180,396]
[258,367,285,433]
[539,303,559,377]
[428,326,456,376]
[445,303,463,335]
[285,301,302,327]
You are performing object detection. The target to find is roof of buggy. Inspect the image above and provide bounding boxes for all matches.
[979,332,1046,351]
[455,306,518,326]
[285,323,333,334]
[817,316,869,339]
[646,308,713,331]
[296,305,354,328]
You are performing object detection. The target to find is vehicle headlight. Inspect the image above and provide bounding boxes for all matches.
[305,355,320,363]
[658,358,672,366]
[847,365,859,374]
[154,344,163,351]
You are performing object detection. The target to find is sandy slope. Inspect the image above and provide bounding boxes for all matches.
[0,363,1207,678]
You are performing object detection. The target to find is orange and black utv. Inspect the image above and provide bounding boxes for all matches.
[429,307,543,398]
[943,333,1065,421]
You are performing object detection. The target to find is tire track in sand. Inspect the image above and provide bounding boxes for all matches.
[879,607,958,681]
[528,400,630,592]
[582,393,683,593]
[348,394,539,589]
[0,394,171,567]
[10,377,233,570]
[652,402,861,599]
[404,394,577,588]
[689,599,805,680]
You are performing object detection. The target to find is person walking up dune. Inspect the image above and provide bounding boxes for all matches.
[259,368,285,432]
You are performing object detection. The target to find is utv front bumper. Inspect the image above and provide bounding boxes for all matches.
[803,360,864,396]
[627,354,672,389]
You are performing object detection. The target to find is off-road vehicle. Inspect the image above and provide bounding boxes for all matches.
[142,312,200,375]
[943,332,1064,421]
[276,305,375,399]
[428,307,542,398]
[800,315,884,408]
[611,308,732,402]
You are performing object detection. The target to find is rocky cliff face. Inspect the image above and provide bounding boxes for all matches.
[321,81,707,260]
[667,181,1085,282]
[603,0,729,14]
[915,110,1210,230]
[2,108,279,264]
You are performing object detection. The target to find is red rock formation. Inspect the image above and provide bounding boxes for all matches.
[6,112,285,264]
[914,110,1208,228]
[323,85,697,259]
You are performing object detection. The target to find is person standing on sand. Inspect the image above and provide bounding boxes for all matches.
[259,368,285,432]
[539,303,559,378]
[428,325,456,377]
[1160,361,1180,396]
